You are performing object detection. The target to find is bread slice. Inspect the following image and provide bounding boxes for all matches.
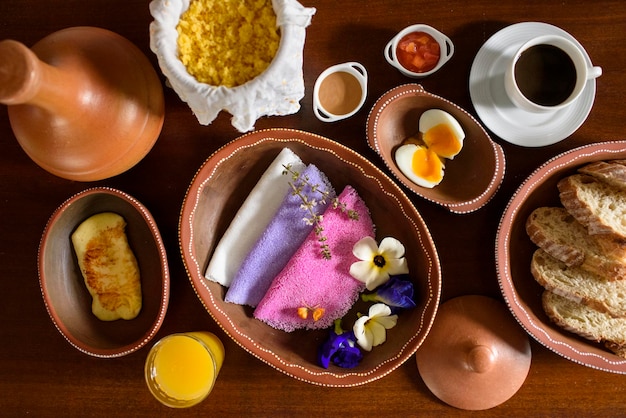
[558,173,626,239]
[579,160,626,191]
[542,291,626,358]
[525,207,626,280]
[531,249,626,317]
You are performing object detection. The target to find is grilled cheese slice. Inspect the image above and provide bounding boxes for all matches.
[71,212,142,321]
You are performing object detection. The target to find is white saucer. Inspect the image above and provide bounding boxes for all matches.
[469,22,597,147]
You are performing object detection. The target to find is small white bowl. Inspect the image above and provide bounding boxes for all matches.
[313,62,368,122]
[384,24,454,78]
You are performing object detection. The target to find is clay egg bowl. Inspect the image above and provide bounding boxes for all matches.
[179,128,442,387]
[496,141,626,373]
[38,187,169,358]
[367,84,506,213]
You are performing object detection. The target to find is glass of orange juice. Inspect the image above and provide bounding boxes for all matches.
[145,332,225,408]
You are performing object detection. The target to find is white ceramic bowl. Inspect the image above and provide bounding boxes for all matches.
[384,24,454,78]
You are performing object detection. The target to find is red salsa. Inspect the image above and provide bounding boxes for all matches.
[396,31,441,73]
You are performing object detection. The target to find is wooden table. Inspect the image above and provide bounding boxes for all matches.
[1,0,625,415]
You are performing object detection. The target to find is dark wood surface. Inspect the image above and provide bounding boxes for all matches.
[1,0,625,416]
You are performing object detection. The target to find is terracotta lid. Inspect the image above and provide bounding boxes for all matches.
[415,295,531,410]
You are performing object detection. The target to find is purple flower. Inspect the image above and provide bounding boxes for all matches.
[318,320,363,369]
[361,275,416,313]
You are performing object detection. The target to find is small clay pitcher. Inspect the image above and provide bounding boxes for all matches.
[0,27,165,181]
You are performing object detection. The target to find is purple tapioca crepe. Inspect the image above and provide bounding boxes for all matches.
[225,164,335,307]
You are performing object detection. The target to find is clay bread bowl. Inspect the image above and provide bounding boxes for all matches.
[496,140,626,373]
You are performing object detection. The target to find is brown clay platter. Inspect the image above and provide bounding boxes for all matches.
[179,128,442,386]
[496,140,626,373]
[366,84,506,213]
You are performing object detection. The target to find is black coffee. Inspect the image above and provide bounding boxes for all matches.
[514,44,577,106]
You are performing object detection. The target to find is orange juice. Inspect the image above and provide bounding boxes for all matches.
[145,332,225,408]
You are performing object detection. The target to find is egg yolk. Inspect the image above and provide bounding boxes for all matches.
[412,146,443,183]
[422,123,462,158]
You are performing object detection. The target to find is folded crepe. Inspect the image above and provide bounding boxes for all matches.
[225,164,336,307]
[254,186,375,332]
[204,147,305,287]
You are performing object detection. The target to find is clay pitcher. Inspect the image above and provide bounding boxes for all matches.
[0,27,165,181]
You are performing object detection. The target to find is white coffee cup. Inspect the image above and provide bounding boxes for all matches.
[504,34,602,113]
[313,62,368,122]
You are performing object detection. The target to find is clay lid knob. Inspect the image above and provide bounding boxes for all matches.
[416,295,532,410]
[466,345,494,374]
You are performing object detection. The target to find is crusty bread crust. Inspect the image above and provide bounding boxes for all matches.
[542,291,626,358]
[525,207,626,280]
[527,163,626,358]
[526,207,585,266]
[579,160,626,191]
[531,249,626,317]
[558,174,626,239]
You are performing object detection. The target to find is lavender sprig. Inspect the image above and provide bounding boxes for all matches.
[282,164,359,259]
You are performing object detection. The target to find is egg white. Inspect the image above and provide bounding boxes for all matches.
[418,109,465,159]
[394,143,443,188]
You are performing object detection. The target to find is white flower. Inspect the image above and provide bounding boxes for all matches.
[353,303,398,351]
[349,236,409,291]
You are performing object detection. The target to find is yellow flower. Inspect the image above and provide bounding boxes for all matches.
[349,237,409,291]
[353,303,398,351]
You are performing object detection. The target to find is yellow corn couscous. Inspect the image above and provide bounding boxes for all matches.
[177,0,281,87]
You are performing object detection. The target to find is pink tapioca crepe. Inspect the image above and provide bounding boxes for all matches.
[254,186,375,332]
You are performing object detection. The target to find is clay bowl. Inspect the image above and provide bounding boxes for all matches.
[38,187,169,358]
[367,84,506,213]
[496,141,626,373]
[179,128,442,386]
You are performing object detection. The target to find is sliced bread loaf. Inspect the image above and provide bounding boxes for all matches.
[579,160,626,191]
[558,173,626,239]
[525,207,626,280]
[542,291,626,358]
[531,249,626,317]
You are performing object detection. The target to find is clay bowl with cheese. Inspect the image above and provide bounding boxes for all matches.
[496,140,626,373]
[39,187,169,358]
[179,128,442,387]
[366,84,506,213]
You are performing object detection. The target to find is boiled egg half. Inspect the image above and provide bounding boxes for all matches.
[394,109,465,188]
[395,143,444,188]
[419,109,465,160]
